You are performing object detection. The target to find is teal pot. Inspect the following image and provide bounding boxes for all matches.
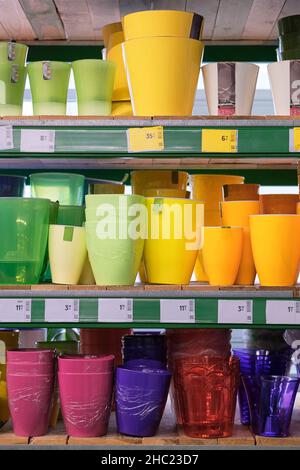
[0,42,28,66]
[0,64,27,116]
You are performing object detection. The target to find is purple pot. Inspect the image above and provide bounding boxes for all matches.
[58,354,115,373]
[115,367,171,437]
[0,175,26,197]
[124,359,166,370]
[122,334,167,363]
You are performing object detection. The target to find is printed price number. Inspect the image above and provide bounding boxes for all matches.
[160,299,195,323]
[0,125,14,150]
[201,129,238,153]
[266,300,300,324]
[44,299,79,322]
[127,126,164,152]
[98,299,133,322]
[0,299,31,322]
[218,300,253,324]
[20,129,55,153]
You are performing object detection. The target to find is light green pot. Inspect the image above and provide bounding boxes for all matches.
[30,173,85,205]
[0,64,27,116]
[27,61,71,115]
[72,59,116,115]
[0,42,28,66]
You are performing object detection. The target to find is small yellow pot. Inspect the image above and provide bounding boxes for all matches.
[49,225,87,285]
[144,198,204,284]
[249,215,300,286]
[111,101,133,116]
[107,43,130,101]
[102,22,123,49]
[79,255,95,285]
[107,31,124,53]
[89,183,125,195]
[221,201,260,285]
[131,170,188,195]
[202,227,243,286]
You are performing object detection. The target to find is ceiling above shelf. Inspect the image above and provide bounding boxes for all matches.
[0,0,298,44]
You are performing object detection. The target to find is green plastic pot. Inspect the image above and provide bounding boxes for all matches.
[40,201,59,282]
[0,42,28,65]
[279,32,300,52]
[57,205,85,226]
[27,61,71,115]
[0,64,27,116]
[280,49,300,60]
[72,59,116,115]
[30,173,85,205]
[0,198,50,284]
[36,340,79,354]
[278,15,300,36]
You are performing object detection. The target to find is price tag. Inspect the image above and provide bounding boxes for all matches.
[0,125,13,150]
[45,299,79,322]
[127,126,164,152]
[289,127,300,152]
[20,129,55,153]
[0,299,31,322]
[202,129,238,153]
[98,299,133,322]
[266,300,300,324]
[160,299,195,323]
[218,300,253,324]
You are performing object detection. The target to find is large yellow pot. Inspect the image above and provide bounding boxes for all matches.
[123,37,203,116]
[221,201,260,285]
[202,227,243,286]
[107,43,130,101]
[111,100,133,116]
[297,202,300,214]
[122,10,203,41]
[102,22,122,49]
[107,31,124,53]
[131,170,188,195]
[144,198,204,284]
[249,215,300,286]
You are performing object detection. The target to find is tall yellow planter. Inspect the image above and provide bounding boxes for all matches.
[144,198,204,284]
[250,215,300,286]
[102,22,122,49]
[202,227,243,286]
[123,37,203,116]
[107,43,130,101]
[221,201,260,285]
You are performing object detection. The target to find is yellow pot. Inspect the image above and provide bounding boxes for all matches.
[144,198,204,284]
[111,101,133,116]
[122,37,203,116]
[249,215,300,286]
[297,202,300,214]
[107,31,124,53]
[89,183,125,194]
[107,43,130,101]
[122,10,203,41]
[131,170,188,195]
[102,22,123,49]
[221,201,260,285]
[49,225,87,285]
[194,251,208,282]
[143,188,187,198]
[202,227,243,286]
[79,255,95,285]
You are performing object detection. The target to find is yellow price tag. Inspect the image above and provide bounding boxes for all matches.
[127,126,164,152]
[293,127,300,151]
[201,129,238,153]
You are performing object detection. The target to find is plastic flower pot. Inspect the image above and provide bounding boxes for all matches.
[37,340,79,354]
[124,359,166,370]
[221,201,260,285]
[202,62,259,115]
[0,198,50,284]
[122,10,203,40]
[115,367,171,437]
[57,205,85,227]
[18,328,47,348]
[107,43,130,101]
[102,22,123,49]
[144,197,204,284]
[202,227,243,286]
[222,184,260,201]
[131,170,188,195]
[30,172,85,206]
[7,362,54,375]
[278,15,300,35]
[107,31,124,53]
[279,31,300,52]
[27,61,71,115]
[89,183,125,195]
[122,334,167,363]
[49,225,87,285]
[72,59,116,115]
[0,64,27,116]
[143,188,188,198]
[58,354,115,374]
[7,348,54,363]
[250,215,300,286]
[268,60,300,115]
[80,329,130,366]
[78,255,95,285]
[0,42,28,65]
[259,194,298,214]
[281,49,300,60]
[40,200,59,282]
[111,101,133,116]
[123,37,203,116]
[297,202,300,215]
[0,175,26,197]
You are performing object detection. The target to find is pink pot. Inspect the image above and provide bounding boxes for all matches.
[58,371,114,437]
[58,354,115,373]
[7,373,54,436]
[7,362,54,375]
[7,348,54,363]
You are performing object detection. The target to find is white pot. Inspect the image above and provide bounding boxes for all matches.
[268,60,300,115]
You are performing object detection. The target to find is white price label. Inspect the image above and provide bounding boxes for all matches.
[218,300,253,324]
[266,300,300,324]
[98,299,133,322]
[160,299,195,323]
[0,299,31,322]
[20,129,55,153]
[45,299,79,322]
[0,125,13,150]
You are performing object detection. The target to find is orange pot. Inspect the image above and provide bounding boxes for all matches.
[259,194,298,214]
[222,184,260,201]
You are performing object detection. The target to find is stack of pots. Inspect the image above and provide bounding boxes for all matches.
[58,354,114,437]
[122,333,167,369]
[0,42,27,116]
[121,10,204,116]
[6,349,54,436]
[103,22,132,116]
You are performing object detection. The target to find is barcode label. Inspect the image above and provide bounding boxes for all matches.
[218,300,253,324]
[160,299,195,323]
[0,126,14,150]
[20,129,55,153]
[98,299,133,322]
[266,300,300,324]
[0,299,31,322]
[45,299,80,322]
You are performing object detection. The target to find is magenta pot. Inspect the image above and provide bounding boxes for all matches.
[58,371,114,437]
[58,354,115,373]
[7,362,54,375]
[7,348,54,363]
[7,373,54,436]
